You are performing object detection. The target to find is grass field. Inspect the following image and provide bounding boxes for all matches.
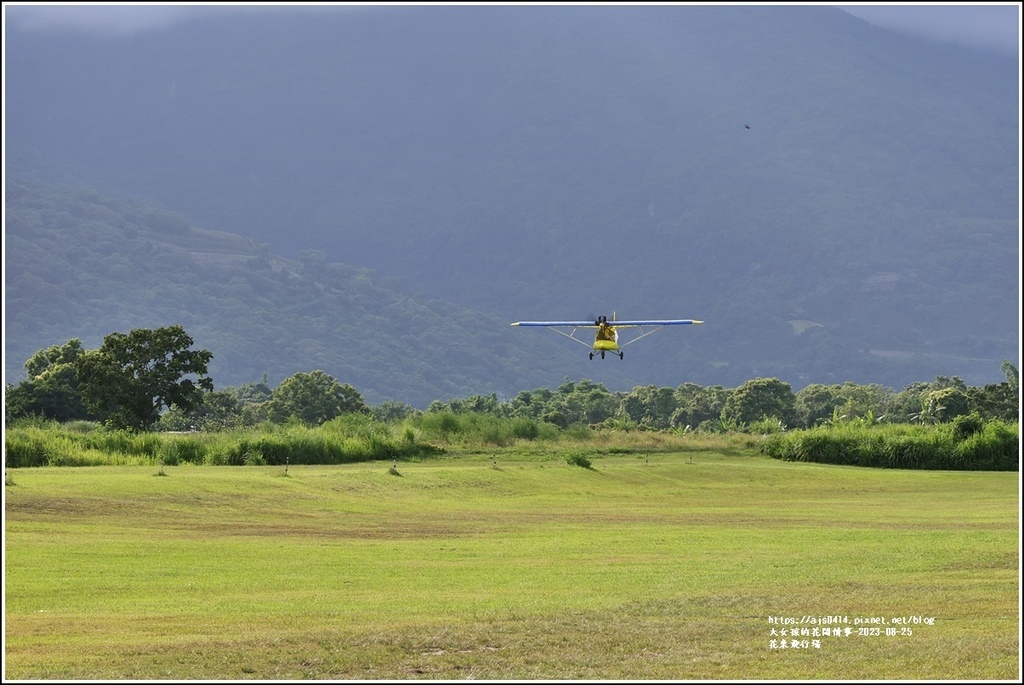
[4,449,1019,680]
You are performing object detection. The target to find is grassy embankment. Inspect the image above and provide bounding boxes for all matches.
[4,435,1018,680]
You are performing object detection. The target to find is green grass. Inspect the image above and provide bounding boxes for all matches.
[4,450,1019,679]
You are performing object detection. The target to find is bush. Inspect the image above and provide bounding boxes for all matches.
[565,450,593,469]
[418,411,463,439]
[554,423,593,442]
[950,413,985,442]
[510,416,540,441]
[954,420,1019,470]
[749,416,786,435]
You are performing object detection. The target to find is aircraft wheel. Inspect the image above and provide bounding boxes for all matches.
[589,352,594,360]
[600,351,606,359]
[619,352,624,359]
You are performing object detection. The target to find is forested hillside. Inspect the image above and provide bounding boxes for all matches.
[5,181,630,407]
[4,5,1019,399]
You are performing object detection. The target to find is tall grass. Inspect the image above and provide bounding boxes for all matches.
[760,420,1018,470]
[412,411,561,446]
[4,417,442,468]
[8,415,1016,471]
[3,413,576,468]
[3,421,160,467]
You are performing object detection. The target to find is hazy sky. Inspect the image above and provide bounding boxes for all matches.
[3,2,1020,58]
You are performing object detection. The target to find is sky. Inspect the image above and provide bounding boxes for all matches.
[2,2,1021,58]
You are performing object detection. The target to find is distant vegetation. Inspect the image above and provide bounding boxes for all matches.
[5,326,1017,471]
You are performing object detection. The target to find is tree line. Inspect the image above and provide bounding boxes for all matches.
[4,325,1019,433]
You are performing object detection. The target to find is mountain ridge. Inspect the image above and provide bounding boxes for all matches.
[6,180,638,407]
[4,5,1018,399]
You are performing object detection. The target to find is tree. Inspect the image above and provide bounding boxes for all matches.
[967,380,1018,421]
[887,381,931,423]
[1000,359,1018,396]
[795,382,894,428]
[372,400,420,423]
[920,387,970,422]
[721,377,795,427]
[159,390,244,431]
[25,338,86,378]
[671,383,731,430]
[620,385,676,429]
[264,370,367,425]
[963,360,1020,422]
[5,339,95,422]
[229,375,274,405]
[794,383,840,428]
[75,325,214,430]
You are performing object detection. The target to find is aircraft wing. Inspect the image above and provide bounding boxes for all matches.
[603,319,703,327]
[511,319,703,327]
[511,321,600,327]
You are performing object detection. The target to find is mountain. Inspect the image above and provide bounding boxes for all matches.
[4,180,632,407]
[4,5,1019,399]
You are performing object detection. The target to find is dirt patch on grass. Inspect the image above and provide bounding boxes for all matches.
[187,519,472,540]
[5,496,133,519]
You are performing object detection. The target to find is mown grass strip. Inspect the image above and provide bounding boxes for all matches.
[4,453,1018,679]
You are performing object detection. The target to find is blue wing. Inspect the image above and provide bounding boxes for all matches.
[511,319,703,327]
[511,321,599,327]
[603,320,703,327]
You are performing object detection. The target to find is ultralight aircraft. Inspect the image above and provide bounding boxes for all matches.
[511,314,703,359]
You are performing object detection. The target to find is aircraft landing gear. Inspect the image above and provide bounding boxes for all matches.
[619,352,624,359]
[589,352,594,360]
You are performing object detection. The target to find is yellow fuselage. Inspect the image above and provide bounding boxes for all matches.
[593,325,619,350]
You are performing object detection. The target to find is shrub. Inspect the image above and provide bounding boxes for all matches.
[418,411,462,439]
[561,424,593,441]
[510,416,540,441]
[950,413,985,442]
[954,420,1019,470]
[749,416,786,435]
[565,450,593,469]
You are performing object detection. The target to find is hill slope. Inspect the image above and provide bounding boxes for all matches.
[5,181,634,407]
[4,5,1019,394]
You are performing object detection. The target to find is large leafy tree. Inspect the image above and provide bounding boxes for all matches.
[5,339,95,422]
[158,390,244,431]
[620,385,677,429]
[921,387,971,423]
[75,325,214,430]
[265,370,367,425]
[966,361,1018,421]
[671,383,732,430]
[720,377,796,427]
